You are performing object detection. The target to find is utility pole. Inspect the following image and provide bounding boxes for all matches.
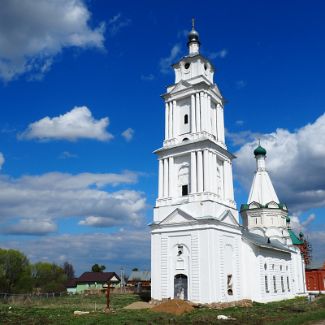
[120,267,125,293]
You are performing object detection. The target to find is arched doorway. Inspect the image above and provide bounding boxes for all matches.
[174,274,188,300]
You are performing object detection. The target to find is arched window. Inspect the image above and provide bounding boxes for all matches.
[178,165,189,197]
[184,114,189,124]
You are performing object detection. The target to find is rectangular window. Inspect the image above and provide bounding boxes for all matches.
[273,276,277,293]
[281,276,285,292]
[265,276,269,293]
[182,185,188,196]
[287,276,290,292]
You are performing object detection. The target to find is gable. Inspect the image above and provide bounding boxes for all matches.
[169,80,191,94]
[159,208,196,225]
[218,210,239,226]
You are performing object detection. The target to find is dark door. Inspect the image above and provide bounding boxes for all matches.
[174,274,188,300]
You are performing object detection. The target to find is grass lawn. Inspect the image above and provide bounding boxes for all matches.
[0,293,325,324]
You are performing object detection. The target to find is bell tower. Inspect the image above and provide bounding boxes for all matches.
[153,21,237,223]
[151,22,242,304]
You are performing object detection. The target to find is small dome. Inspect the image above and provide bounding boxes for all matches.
[254,145,267,156]
[286,216,291,223]
[188,28,200,44]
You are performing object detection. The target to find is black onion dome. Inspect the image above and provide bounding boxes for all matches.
[188,29,200,43]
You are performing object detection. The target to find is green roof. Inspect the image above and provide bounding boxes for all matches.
[288,229,304,245]
[254,145,267,156]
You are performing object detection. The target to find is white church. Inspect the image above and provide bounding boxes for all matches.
[150,23,306,304]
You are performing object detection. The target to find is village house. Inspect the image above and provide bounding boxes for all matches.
[66,272,120,294]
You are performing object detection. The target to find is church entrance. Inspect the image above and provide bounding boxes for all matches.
[174,274,188,300]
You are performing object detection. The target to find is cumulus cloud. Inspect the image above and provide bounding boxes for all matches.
[234,113,325,213]
[0,229,150,274]
[19,106,113,142]
[226,129,262,146]
[0,0,105,82]
[108,13,131,36]
[0,170,146,235]
[4,218,57,235]
[121,128,134,142]
[0,153,4,170]
[160,44,181,74]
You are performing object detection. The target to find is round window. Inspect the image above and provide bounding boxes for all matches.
[184,62,190,69]
[204,63,208,70]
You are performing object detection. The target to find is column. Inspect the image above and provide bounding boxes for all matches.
[209,151,215,194]
[224,160,234,201]
[197,150,203,192]
[203,149,209,192]
[200,92,206,132]
[220,105,225,143]
[172,100,177,138]
[216,104,222,141]
[158,159,163,198]
[212,104,217,138]
[191,151,197,193]
[168,156,174,198]
[163,158,169,197]
[196,93,201,132]
[191,94,196,133]
[165,102,169,139]
[169,102,173,139]
[207,95,212,134]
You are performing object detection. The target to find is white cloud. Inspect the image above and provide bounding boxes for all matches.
[208,49,228,59]
[108,13,131,36]
[4,218,57,235]
[234,113,325,213]
[0,170,146,235]
[0,0,105,82]
[19,106,113,142]
[160,44,181,74]
[121,128,134,142]
[58,151,78,159]
[0,153,4,170]
[226,129,261,146]
[0,229,150,274]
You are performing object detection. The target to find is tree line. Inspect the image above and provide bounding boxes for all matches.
[0,248,75,293]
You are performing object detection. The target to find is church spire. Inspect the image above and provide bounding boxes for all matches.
[247,144,279,205]
[187,18,200,55]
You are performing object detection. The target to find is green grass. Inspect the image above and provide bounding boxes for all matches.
[0,294,325,325]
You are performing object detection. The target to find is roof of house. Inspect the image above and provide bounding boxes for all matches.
[128,271,151,282]
[242,230,292,253]
[288,229,304,245]
[77,272,120,283]
[65,278,78,288]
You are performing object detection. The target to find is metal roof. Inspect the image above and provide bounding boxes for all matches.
[242,230,293,253]
[128,271,151,281]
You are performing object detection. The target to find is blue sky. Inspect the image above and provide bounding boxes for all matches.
[0,0,324,275]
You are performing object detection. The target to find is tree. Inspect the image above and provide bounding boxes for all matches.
[33,262,67,293]
[63,261,75,280]
[91,263,106,272]
[0,248,33,293]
